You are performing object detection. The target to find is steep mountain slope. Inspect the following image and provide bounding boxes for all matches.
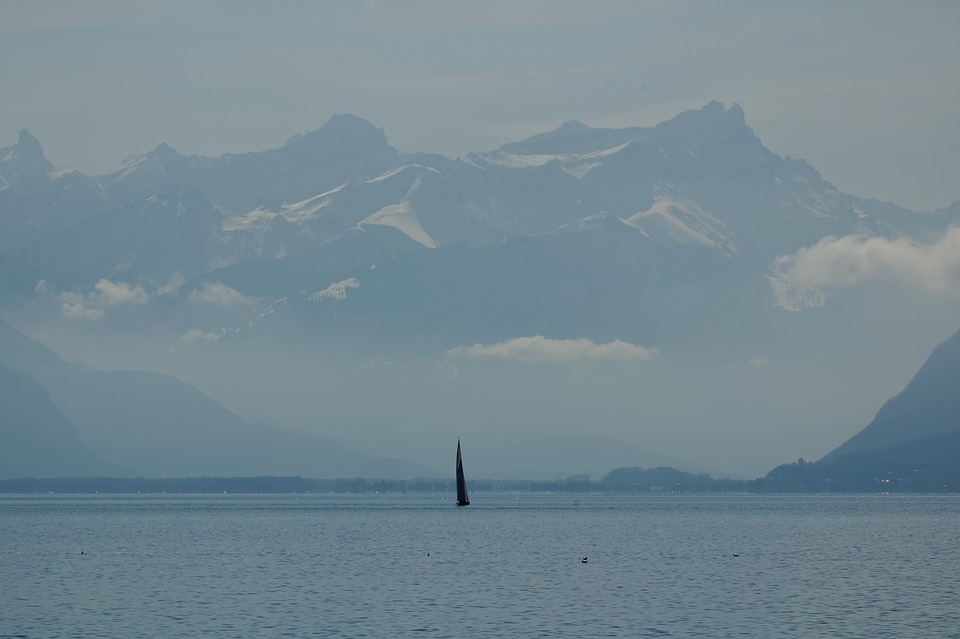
[0,318,437,478]
[755,428,960,492]
[0,363,129,479]
[821,327,960,462]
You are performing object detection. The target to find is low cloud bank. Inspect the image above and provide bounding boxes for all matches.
[774,227,960,293]
[447,336,657,362]
[56,278,150,320]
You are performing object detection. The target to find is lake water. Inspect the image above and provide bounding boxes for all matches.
[2,493,958,638]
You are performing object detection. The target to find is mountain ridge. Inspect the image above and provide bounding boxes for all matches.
[0,318,440,479]
[0,362,131,479]
[821,327,960,463]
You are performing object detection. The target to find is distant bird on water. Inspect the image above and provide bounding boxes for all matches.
[732,553,740,558]
[581,556,588,563]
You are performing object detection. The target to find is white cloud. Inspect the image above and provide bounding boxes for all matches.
[55,278,150,319]
[61,301,105,320]
[446,336,657,362]
[774,227,960,294]
[188,281,254,306]
[91,279,150,306]
[176,328,222,347]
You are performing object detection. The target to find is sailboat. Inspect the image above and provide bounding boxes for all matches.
[456,438,470,506]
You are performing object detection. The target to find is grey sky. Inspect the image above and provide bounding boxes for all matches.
[2,0,958,210]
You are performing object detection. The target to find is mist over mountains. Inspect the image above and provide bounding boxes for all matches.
[1,101,958,480]
[0,318,437,480]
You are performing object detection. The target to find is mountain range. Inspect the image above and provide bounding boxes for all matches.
[1,101,958,480]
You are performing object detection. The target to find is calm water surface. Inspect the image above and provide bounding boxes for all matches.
[2,493,958,638]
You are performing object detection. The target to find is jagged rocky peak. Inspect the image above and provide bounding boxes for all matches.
[151,142,184,159]
[16,129,46,159]
[656,100,750,139]
[3,129,54,172]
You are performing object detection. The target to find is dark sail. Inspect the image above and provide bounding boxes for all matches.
[456,438,470,506]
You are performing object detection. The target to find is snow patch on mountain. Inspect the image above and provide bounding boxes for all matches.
[108,154,151,182]
[48,167,85,181]
[224,183,348,231]
[768,276,828,311]
[308,278,360,301]
[558,212,615,232]
[361,201,438,248]
[281,184,347,220]
[359,176,439,248]
[466,200,509,227]
[363,164,438,185]
[475,141,631,179]
[625,191,737,255]
[189,281,255,306]
[222,208,274,231]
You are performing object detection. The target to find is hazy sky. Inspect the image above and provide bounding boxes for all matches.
[2,1,958,210]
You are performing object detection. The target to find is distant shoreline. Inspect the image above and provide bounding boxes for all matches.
[1,470,956,494]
